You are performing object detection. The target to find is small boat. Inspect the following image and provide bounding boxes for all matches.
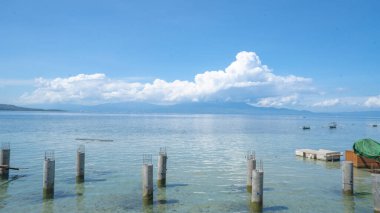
[329,122,337,129]
[302,126,311,130]
[373,124,378,127]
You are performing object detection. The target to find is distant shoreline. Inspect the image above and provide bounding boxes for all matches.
[0,104,64,112]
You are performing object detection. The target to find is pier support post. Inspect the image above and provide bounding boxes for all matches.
[246,151,256,192]
[251,160,263,212]
[0,143,10,179]
[142,154,153,204]
[43,151,55,199]
[373,174,380,213]
[157,147,167,187]
[342,161,353,195]
[76,145,85,183]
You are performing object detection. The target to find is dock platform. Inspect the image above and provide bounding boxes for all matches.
[295,149,341,161]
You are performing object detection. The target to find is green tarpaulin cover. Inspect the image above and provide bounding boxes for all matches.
[353,138,380,161]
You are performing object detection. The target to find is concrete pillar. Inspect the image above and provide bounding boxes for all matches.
[142,154,153,204]
[246,151,256,192]
[342,161,353,195]
[251,160,263,212]
[0,143,10,179]
[157,147,167,187]
[76,145,85,183]
[43,151,55,199]
[372,174,380,213]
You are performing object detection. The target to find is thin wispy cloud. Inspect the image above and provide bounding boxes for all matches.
[253,95,299,107]
[312,99,340,107]
[20,51,314,105]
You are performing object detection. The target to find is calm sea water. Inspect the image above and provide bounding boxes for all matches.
[0,112,379,213]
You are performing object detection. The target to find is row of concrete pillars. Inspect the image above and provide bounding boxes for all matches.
[43,145,85,199]
[3,143,380,210]
[42,145,168,202]
[246,151,264,212]
[246,155,380,212]
[0,143,168,201]
[142,147,168,205]
[342,161,380,212]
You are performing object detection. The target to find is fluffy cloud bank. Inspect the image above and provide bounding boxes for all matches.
[21,51,313,104]
[364,96,380,108]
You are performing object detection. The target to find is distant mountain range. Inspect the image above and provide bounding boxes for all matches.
[21,102,311,115]
[2,102,380,117]
[0,104,63,112]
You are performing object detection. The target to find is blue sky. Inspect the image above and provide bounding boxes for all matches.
[0,0,379,111]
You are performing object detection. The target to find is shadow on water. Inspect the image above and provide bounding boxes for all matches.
[354,191,371,197]
[139,187,180,213]
[142,202,153,213]
[157,187,167,212]
[263,206,289,212]
[0,174,28,186]
[65,177,107,184]
[263,187,274,192]
[296,157,341,170]
[332,188,371,197]
[52,191,77,199]
[237,186,274,193]
[92,170,115,176]
[82,178,107,183]
[155,199,179,205]
[342,194,355,213]
[76,183,85,212]
[236,185,247,192]
[0,180,9,210]
[165,183,188,188]
[42,199,54,213]
[0,174,28,209]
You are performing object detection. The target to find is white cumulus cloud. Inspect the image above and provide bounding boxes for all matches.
[20,51,313,104]
[364,95,380,108]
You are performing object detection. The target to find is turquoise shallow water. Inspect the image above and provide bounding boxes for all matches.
[0,112,379,212]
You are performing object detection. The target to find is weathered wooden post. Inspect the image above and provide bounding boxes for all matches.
[342,161,353,195]
[76,145,85,183]
[251,160,264,212]
[0,143,10,179]
[43,150,55,199]
[142,154,153,204]
[246,151,256,192]
[157,147,167,187]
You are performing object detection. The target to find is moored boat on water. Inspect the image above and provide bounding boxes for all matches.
[329,122,337,129]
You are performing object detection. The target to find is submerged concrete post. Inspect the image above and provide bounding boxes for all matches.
[43,151,55,199]
[372,174,380,213]
[157,147,167,187]
[0,143,10,179]
[246,151,256,192]
[342,161,353,195]
[142,154,153,204]
[76,145,85,183]
[251,160,264,211]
